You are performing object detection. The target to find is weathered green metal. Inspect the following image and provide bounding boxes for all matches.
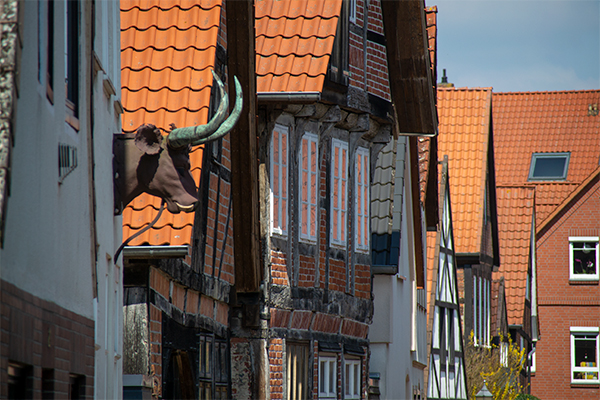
[190,75,243,146]
[166,69,229,149]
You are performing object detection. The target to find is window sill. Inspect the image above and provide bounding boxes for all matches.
[570,382,600,388]
[569,279,599,285]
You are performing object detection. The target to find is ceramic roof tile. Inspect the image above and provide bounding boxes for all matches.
[256,0,342,93]
[121,0,222,246]
[437,87,492,254]
[493,90,600,226]
[496,186,535,325]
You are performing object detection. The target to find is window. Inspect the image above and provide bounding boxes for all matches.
[328,0,349,85]
[271,124,289,236]
[355,147,369,252]
[439,308,447,365]
[318,355,337,399]
[299,133,318,243]
[46,0,54,102]
[198,335,229,399]
[569,237,599,281]
[8,363,33,399]
[68,374,85,400]
[344,358,360,400]
[528,152,570,181]
[287,343,309,400]
[42,369,54,400]
[570,327,599,383]
[65,0,80,128]
[331,139,348,246]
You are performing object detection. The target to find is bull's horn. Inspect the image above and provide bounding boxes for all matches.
[190,75,243,146]
[167,70,229,149]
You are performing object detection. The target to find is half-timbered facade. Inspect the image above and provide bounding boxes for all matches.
[426,158,468,400]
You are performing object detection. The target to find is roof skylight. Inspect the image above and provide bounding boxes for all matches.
[528,152,570,181]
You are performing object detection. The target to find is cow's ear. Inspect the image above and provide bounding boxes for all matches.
[135,124,163,155]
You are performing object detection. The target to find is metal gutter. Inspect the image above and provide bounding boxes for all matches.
[257,91,321,104]
[123,245,189,259]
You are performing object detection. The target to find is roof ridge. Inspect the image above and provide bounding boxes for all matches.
[494,89,600,95]
[438,87,493,92]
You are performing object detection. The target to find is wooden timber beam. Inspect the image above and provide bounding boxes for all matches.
[227,1,262,293]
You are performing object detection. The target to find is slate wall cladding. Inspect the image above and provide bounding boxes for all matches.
[532,176,600,398]
[0,280,94,399]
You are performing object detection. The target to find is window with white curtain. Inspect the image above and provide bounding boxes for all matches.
[270,124,289,236]
[355,147,369,252]
[331,139,348,246]
[299,133,318,242]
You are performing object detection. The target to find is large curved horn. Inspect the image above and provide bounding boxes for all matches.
[167,70,229,149]
[190,75,243,146]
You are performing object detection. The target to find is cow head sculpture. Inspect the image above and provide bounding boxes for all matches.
[113,71,242,215]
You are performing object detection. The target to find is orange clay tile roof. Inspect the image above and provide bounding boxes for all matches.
[418,6,437,204]
[120,0,223,246]
[437,87,492,254]
[425,6,437,91]
[496,186,535,326]
[255,0,342,93]
[493,90,600,226]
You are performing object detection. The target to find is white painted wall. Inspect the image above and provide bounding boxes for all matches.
[0,1,122,397]
[370,139,427,398]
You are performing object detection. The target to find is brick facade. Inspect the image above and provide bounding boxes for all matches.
[0,280,95,399]
[532,176,600,399]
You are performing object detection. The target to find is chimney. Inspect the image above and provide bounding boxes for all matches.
[439,69,454,88]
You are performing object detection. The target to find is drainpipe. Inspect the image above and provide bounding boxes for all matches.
[257,91,321,104]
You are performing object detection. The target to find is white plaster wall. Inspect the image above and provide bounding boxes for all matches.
[91,1,123,398]
[0,1,123,397]
[1,0,94,318]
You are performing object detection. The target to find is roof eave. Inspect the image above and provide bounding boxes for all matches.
[380,0,438,137]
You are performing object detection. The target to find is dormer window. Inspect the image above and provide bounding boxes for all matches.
[528,152,570,181]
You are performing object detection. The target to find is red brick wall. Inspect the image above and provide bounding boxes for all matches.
[204,171,235,284]
[148,304,162,398]
[0,280,94,399]
[271,250,290,286]
[532,178,600,398]
[354,263,370,298]
[299,255,316,287]
[269,338,284,399]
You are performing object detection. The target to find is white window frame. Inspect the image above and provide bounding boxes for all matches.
[355,147,369,252]
[318,355,337,399]
[299,133,319,243]
[344,358,361,400]
[331,139,348,247]
[473,277,478,346]
[570,327,600,384]
[270,124,289,236]
[349,0,357,23]
[569,237,599,281]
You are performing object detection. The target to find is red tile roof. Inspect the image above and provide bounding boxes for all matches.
[496,186,535,326]
[418,6,438,205]
[437,87,493,254]
[493,90,600,226]
[121,0,223,246]
[255,0,342,93]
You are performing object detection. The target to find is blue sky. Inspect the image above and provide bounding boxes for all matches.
[433,0,600,92]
